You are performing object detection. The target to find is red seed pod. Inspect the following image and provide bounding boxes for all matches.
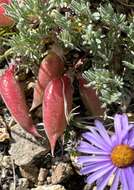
[0,0,11,3]
[78,76,104,116]
[0,1,14,26]
[0,66,41,137]
[0,14,14,26]
[43,75,73,156]
[30,52,64,111]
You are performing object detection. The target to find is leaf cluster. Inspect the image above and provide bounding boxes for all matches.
[2,0,134,108]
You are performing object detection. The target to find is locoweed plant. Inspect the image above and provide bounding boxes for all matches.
[1,0,133,110]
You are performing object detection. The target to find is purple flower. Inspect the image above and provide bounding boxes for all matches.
[77,114,134,190]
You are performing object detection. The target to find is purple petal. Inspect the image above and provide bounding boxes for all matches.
[128,139,134,147]
[114,114,131,144]
[77,155,110,165]
[97,167,117,190]
[77,141,110,155]
[120,169,129,190]
[114,114,122,144]
[122,133,129,144]
[127,128,134,145]
[80,161,111,175]
[111,134,118,146]
[124,167,134,190]
[121,125,133,144]
[86,165,114,185]
[129,142,134,148]
[82,132,111,152]
[110,169,120,190]
[95,120,113,147]
[121,114,129,130]
[89,128,112,151]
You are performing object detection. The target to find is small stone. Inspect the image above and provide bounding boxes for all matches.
[1,168,7,178]
[2,184,9,190]
[38,181,44,186]
[93,187,97,190]
[83,184,92,190]
[9,124,50,166]
[51,162,73,184]
[9,182,16,190]
[1,156,11,168]
[19,165,39,183]
[18,178,29,189]
[52,165,56,169]
[0,118,10,142]
[47,176,51,184]
[38,168,48,185]
[10,179,29,190]
[31,184,66,190]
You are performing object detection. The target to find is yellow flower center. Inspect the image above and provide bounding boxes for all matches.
[111,145,134,168]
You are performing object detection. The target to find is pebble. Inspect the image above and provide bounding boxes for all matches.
[19,165,39,183]
[51,162,73,184]
[9,124,50,166]
[38,168,48,185]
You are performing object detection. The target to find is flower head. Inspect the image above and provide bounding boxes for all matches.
[77,114,134,190]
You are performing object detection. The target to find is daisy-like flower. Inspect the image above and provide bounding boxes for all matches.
[77,114,134,190]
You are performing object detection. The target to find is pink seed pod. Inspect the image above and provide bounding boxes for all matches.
[78,75,104,116]
[43,75,73,156]
[30,52,64,111]
[0,65,41,137]
[0,0,14,26]
[0,0,11,3]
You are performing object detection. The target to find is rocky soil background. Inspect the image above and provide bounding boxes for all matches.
[0,113,84,190]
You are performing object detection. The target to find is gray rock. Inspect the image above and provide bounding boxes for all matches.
[31,184,66,190]
[9,124,50,166]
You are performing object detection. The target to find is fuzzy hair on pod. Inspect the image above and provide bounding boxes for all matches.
[30,52,64,111]
[0,65,41,137]
[43,75,73,156]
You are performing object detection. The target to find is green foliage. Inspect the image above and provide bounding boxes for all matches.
[83,69,123,107]
[1,0,134,109]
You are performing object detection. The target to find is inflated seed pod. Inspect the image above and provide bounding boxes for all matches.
[43,75,73,156]
[0,0,14,26]
[30,52,64,111]
[0,65,41,137]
